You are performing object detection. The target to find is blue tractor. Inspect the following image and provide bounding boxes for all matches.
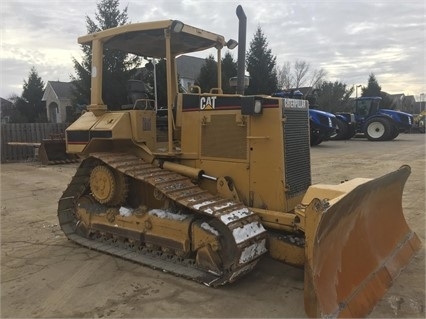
[334,96,413,141]
[272,90,337,146]
[308,108,338,146]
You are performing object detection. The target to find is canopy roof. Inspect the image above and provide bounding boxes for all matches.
[78,20,227,58]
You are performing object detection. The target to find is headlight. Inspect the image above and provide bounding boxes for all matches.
[254,100,262,114]
[241,96,263,116]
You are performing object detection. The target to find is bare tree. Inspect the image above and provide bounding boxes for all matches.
[294,60,310,88]
[307,68,327,89]
[276,59,327,92]
[276,62,292,90]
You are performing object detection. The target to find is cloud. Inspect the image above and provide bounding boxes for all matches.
[1,0,424,99]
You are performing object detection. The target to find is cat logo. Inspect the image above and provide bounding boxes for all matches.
[200,96,217,110]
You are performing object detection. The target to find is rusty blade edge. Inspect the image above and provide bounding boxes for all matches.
[327,231,421,318]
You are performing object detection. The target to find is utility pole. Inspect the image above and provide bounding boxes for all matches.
[356,85,362,99]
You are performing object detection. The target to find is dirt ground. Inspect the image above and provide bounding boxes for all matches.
[1,133,425,318]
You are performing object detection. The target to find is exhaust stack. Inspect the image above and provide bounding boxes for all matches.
[236,5,247,95]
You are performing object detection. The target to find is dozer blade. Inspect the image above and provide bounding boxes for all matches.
[39,139,79,165]
[303,165,421,318]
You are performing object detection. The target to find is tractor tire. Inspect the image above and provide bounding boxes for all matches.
[310,134,323,146]
[364,117,392,141]
[419,119,425,133]
[347,126,357,139]
[388,124,400,140]
[333,118,350,140]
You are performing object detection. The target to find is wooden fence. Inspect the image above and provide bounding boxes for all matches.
[1,123,69,163]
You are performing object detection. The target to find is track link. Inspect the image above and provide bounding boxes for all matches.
[58,152,267,286]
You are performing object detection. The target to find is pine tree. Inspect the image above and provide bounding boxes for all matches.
[194,52,237,94]
[11,67,46,123]
[71,0,140,109]
[245,26,278,95]
[197,55,218,93]
[361,73,393,109]
[362,73,381,97]
[24,67,46,121]
[316,81,353,113]
[222,51,238,94]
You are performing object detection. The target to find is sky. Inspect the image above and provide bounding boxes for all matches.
[1,0,425,100]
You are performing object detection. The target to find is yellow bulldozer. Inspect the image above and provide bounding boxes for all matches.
[58,6,420,317]
[413,110,426,133]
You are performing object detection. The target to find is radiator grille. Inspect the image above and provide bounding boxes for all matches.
[283,108,311,197]
[201,114,247,159]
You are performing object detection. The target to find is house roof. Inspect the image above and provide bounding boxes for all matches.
[43,81,75,100]
[0,97,14,111]
[176,55,205,80]
[389,93,405,99]
[404,95,416,103]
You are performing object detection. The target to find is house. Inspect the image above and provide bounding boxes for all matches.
[383,93,418,113]
[42,81,75,123]
[387,93,405,110]
[176,55,205,90]
[413,101,426,114]
[0,97,14,123]
[402,95,416,114]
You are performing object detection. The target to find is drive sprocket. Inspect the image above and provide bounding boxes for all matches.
[89,165,128,206]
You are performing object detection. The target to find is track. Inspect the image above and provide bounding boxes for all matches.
[58,152,267,287]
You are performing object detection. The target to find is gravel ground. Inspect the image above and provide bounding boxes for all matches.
[1,133,424,318]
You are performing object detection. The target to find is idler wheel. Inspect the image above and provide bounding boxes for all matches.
[90,165,128,205]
